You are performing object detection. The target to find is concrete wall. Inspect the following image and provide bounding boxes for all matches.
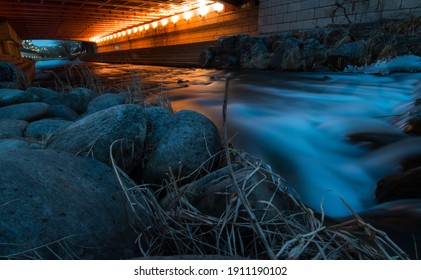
[259,0,421,34]
[96,5,258,53]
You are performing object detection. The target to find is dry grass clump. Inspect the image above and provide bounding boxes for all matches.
[50,63,105,93]
[383,15,421,35]
[111,142,408,260]
[110,75,409,260]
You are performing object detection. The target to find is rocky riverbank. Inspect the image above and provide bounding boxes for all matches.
[201,18,421,72]
[0,75,415,260]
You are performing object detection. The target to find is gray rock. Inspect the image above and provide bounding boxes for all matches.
[162,167,294,221]
[0,138,42,150]
[376,167,421,204]
[47,104,147,172]
[240,39,271,69]
[0,82,20,89]
[0,62,17,82]
[210,54,239,70]
[46,105,79,121]
[0,102,49,121]
[0,89,34,107]
[138,110,221,184]
[302,38,327,71]
[25,119,73,140]
[83,93,126,117]
[144,106,172,144]
[327,41,368,70]
[270,38,303,70]
[25,87,60,100]
[200,49,213,68]
[43,87,96,114]
[0,119,28,139]
[0,149,138,259]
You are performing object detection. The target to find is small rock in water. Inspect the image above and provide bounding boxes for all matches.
[376,167,421,204]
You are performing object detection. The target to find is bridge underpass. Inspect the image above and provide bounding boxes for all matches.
[0,0,256,70]
[2,0,420,73]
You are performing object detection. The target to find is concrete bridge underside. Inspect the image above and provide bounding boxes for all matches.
[0,0,245,41]
[1,0,420,69]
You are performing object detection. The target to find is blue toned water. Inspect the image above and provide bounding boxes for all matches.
[36,62,421,218]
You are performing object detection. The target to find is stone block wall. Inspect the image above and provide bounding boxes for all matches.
[259,0,421,34]
[96,5,258,53]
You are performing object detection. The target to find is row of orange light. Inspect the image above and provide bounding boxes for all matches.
[95,3,224,43]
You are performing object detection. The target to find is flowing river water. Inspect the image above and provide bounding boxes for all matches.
[35,60,421,253]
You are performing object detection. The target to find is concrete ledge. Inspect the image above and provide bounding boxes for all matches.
[80,41,216,68]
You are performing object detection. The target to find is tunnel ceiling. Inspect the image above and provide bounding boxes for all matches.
[0,0,240,42]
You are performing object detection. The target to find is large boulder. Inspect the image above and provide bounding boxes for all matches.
[43,87,96,114]
[0,102,49,121]
[138,110,221,184]
[0,119,28,139]
[25,119,73,140]
[0,89,34,107]
[0,149,138,259]
[46,104,147,172]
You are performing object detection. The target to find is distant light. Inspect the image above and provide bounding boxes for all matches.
[127,29,132,35]
[198,6,210,17]
[183,10,193,21]
[113,34,117,38]
[161,18,169,27]
[144,24,150,31]
[117,32,121,37]
[139,25,144,32]
[171,15,180,24]
[133,27,138,33]
[212,3,224,12]
[152,21,158,29]
[122,30,126,36]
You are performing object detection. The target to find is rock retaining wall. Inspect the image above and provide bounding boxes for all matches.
[201,18,421,71]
